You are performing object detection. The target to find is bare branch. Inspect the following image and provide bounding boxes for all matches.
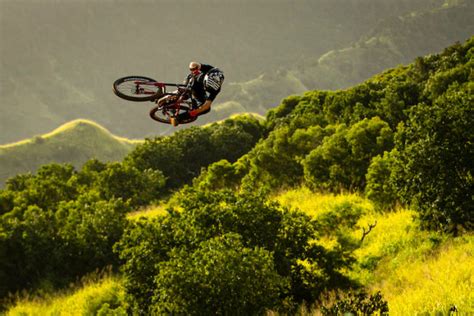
[360,221,377,243]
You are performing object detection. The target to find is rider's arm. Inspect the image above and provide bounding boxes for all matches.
[183,74,192,85]
[190,100,212,117]
[207,89,219,102]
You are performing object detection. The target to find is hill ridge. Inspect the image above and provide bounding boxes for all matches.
[0,119,141,149]
[0,119,141,186]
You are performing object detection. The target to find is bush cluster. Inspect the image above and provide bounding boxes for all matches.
[125,115,265,190]
[0,160,165,299]
[115,189,356,314]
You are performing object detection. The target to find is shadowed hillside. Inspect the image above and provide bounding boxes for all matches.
[0,0,447,143]
[219,0,474,113]
[297,0,474,90]
[0,120,140,186]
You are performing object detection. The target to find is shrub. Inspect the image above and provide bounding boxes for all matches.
[365,152,398,210]
[152,234,285,315]
[115,189,355,314]
[321,291,389,315]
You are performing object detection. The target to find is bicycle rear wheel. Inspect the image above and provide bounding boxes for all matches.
[113,76,163,102]
[149,99,197,124]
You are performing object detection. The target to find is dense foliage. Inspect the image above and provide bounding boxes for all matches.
[392,82,474,233]
[198,37,473,232]
[115,189,355,314]
[0,160,164,299]
[125,115,265,190]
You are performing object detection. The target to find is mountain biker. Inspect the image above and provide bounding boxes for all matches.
[171,62,224,126]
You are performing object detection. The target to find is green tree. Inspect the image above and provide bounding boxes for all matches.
[126,116,264,190]
[3,163,78,212]
[303,117,393,191]
[116,190,354,314]
[303,124,351,191]
[392,84,474,233]
[365,152,398,210]
[55,192,130,277]
[152,234,286,315]
[193,159,243,192]
[241,126,303,191]
[96,162,165,208]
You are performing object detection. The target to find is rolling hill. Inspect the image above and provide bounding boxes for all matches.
[0,119,140,187]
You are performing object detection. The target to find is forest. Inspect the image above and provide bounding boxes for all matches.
[1,37,473,314]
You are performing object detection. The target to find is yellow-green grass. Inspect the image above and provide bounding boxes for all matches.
[127,204,168,220]
[275,188,474,315]
[275,186,375,218]
[6,275,126,316]
[380,235,473,315]
[0,119,142,186]
[7,189,473,315]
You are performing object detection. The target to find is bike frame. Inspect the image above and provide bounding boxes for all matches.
[133,81,186,95]
[151,81,194,119]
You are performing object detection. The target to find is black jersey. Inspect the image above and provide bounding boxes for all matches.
[185,63,224,103]
[199,64,215,74]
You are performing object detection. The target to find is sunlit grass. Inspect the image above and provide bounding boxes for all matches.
[6,275,126,316]
[127,204,168,220]
[350,208,473,314]
[275,186,374,218]
[275,188,474,315]
[381,236,474,315]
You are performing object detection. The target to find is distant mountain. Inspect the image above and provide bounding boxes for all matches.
[0,120,140,186]
[0,0,445,144]
[297,0,474,90]
[219,0,473,113]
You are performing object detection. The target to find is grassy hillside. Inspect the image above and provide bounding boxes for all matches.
[6,274,127,316]
[6,191,473,315]
[0,119,140,186]
[277,189,474,315]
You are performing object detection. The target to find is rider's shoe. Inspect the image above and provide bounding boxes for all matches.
[170,117,179,127]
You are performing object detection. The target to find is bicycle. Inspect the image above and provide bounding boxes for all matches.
[113,75,198,125]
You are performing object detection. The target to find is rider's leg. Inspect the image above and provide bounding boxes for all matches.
[170,117,178,127]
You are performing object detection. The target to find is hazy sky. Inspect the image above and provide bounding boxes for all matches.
[1,0,470,143]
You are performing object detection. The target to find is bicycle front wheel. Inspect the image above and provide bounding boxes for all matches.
[113,76,163,102]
